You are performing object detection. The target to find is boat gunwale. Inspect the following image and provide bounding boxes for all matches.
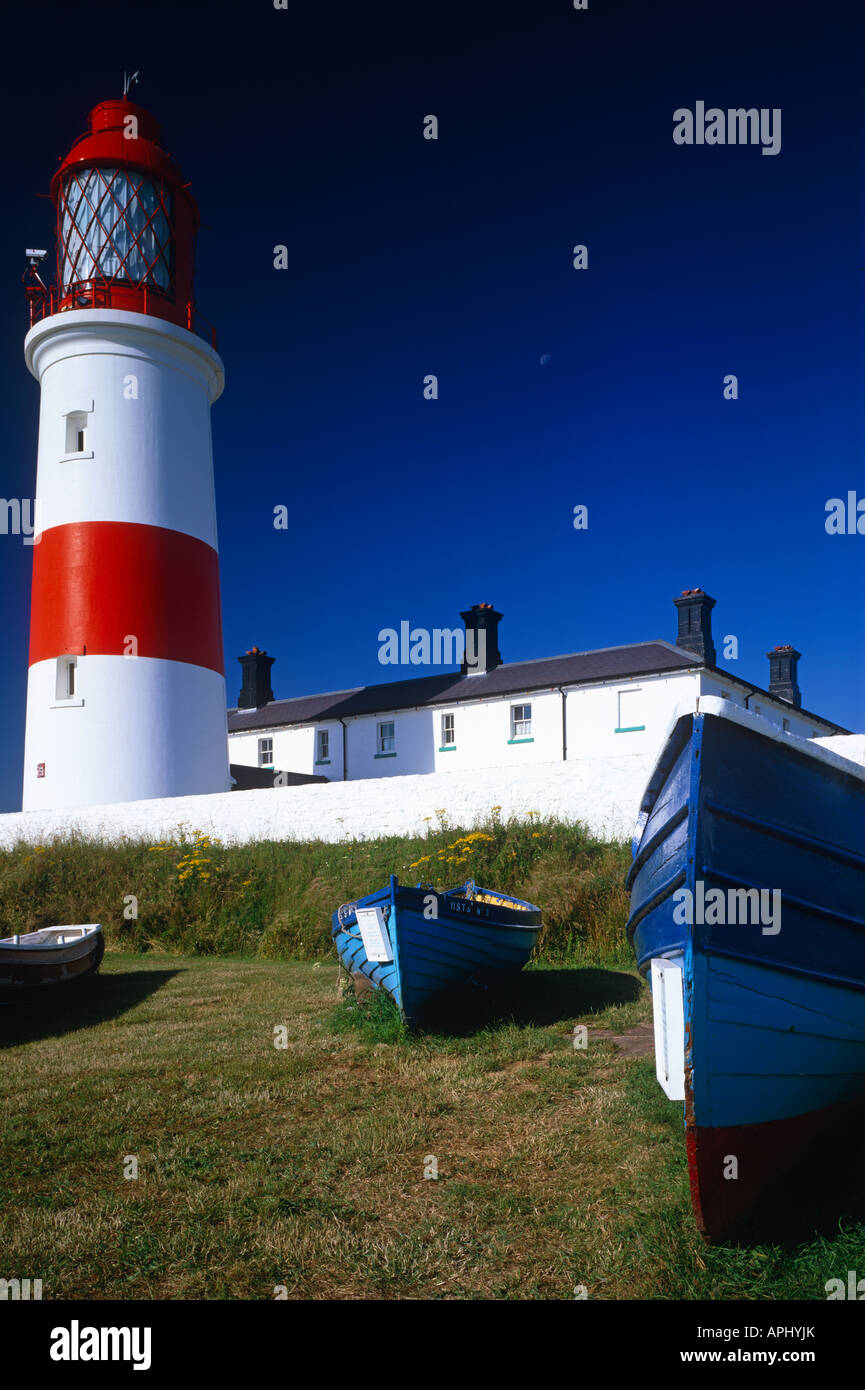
[0,924,103,952]
[332,879,542,938]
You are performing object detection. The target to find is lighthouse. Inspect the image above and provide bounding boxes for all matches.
[22,92,230,810]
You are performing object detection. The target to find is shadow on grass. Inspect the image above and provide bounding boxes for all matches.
[417,966,642,1036]
[0,968,181,1049]
[334,966,642,1041]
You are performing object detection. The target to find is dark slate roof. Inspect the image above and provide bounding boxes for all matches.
[226,640,703,732]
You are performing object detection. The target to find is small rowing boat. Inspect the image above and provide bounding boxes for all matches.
[332,875,542,1024]
[0,923,104,989]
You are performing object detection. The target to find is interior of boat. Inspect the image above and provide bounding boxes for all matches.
[0,925,98,948]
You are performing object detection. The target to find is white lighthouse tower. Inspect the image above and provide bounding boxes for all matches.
[22,92,230,810]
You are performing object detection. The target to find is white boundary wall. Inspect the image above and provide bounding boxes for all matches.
[2,731,861,851]
[0,753,657,849]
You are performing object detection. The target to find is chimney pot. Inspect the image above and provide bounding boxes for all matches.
[766,644,802,709]
[460,604,503,675]
[673,589,716,665]
[237,648,275,709]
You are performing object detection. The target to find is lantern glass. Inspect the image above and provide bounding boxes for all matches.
[59,167,173,292]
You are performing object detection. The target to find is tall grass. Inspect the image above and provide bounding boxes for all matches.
[0,813,632,964]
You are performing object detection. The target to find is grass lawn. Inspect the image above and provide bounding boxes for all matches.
[2,952,864,1300]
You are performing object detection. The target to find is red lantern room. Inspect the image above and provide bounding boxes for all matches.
[27,96,213,342]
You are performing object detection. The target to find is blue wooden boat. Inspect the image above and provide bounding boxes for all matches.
[626,697,865,1242]
[332,875,542,1025]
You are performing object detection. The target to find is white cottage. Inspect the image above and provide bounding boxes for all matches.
[226,590,846,786]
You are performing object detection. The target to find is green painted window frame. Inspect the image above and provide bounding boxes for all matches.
[507,737,534,745]
[314,759,331,765]
[438,746,457,753]
[374,752,397,759]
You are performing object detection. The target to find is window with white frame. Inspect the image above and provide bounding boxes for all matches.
[64,409,91,456]
[377,720,395,754]
[441,712,455,747]
[54,656,77,701]
[316,729,330,762]
[258,737,273,767]
[511,703,532,738]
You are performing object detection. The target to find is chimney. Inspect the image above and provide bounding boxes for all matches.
[767,644,802,709]
[237,647,275,709]
[673,589,717,665]
[460,604,503,675]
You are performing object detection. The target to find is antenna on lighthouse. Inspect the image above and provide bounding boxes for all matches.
[123,69,140,99]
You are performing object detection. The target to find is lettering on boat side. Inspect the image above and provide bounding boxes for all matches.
[446,899,491,918]
[672,883,781,935]
[423,894,438,920]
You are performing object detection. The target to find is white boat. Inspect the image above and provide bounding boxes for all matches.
[0,924,104,988]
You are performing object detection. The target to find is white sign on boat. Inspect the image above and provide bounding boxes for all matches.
[650,955,685,1101]
[355,906,393,963]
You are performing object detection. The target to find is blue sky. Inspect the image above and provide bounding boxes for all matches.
[1,0,863,810]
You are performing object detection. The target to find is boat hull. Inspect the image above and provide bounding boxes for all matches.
[626,700,865,1241]
[333,878,541,1024]
[0,924,105,989]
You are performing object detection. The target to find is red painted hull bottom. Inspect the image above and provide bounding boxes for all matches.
[687,1096,865,1243]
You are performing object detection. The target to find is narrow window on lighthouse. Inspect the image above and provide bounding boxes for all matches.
[55,657,78,702]
[64,410,90,457]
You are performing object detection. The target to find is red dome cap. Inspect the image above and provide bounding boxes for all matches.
[49,98,197,222]
[41,97,204,335]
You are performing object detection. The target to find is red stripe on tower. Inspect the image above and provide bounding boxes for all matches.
[29,521,224,674]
